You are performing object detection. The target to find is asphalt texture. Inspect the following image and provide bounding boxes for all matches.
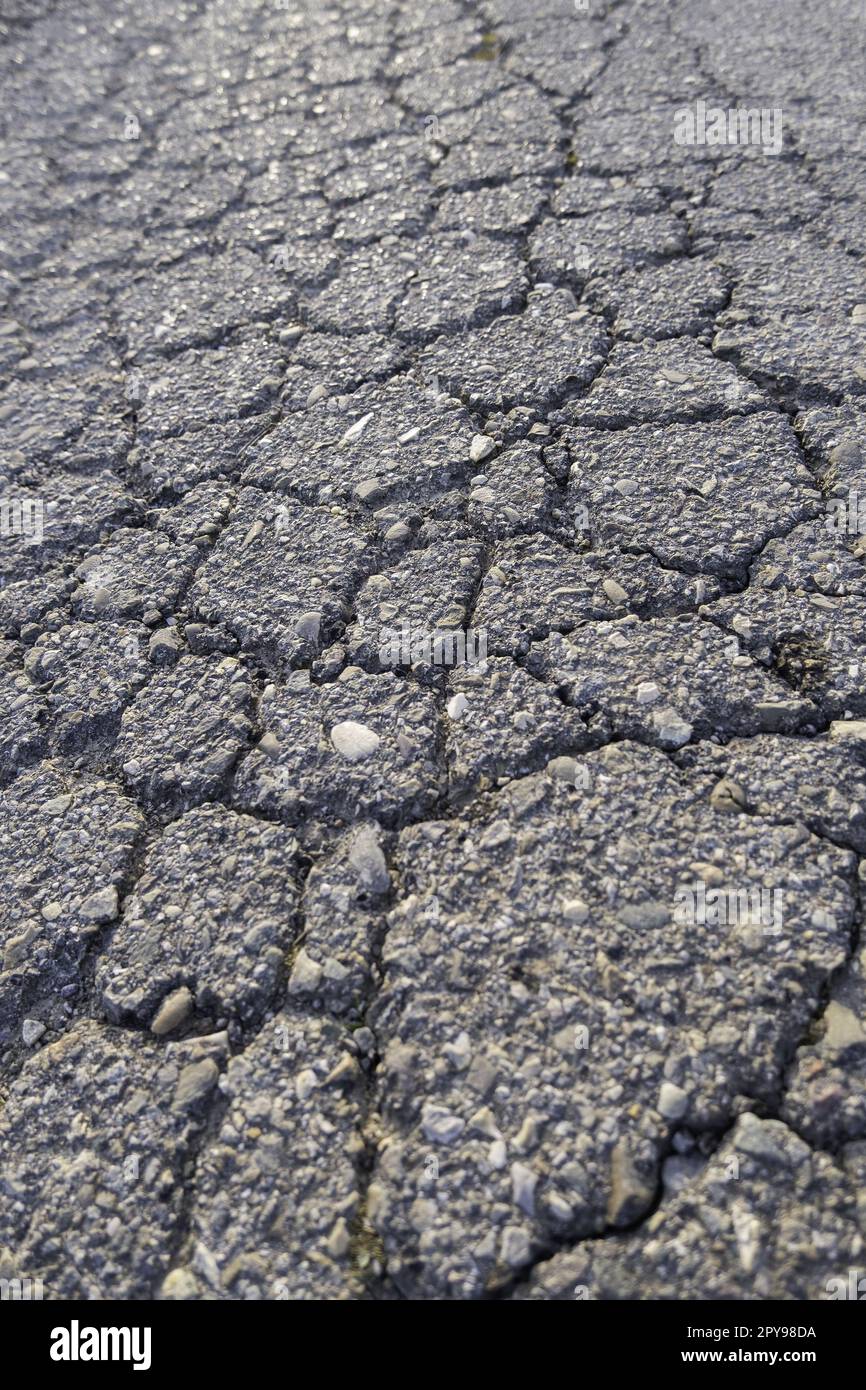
[1,0,866,1303]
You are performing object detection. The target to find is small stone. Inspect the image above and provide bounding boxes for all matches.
[442,1031,472,1070]
[148,628,182,662]
[756,700,804,731]
[547,755,579,783]
[470,1106,501,1139]
[830,440,862,469]
[658,1081,689,1120]
[4,925,39,971]
[160,1268,200,1300]
[830,719,866,743]
[619,900,669,930]
[354,478,384,503]
[607,1137,655,1226]
[295,1067,319,1101]
[323,1053,361,1089]
[353,1027,375,1055]
[514,1116,539,1153]
[603,578,629,604]
[330,720,380,761]
[546,1191,574,1223]
[409,1197,437,1232]
[151,986,194,1036]
[446,693,470,721]
[511,1162,538,1216]
[289,949,323,994]
[293,611,321,642]
[348,826,390,894]
[636,680,660,704]
[823,1000,866,1052]
[77,886,119,924]
[469,434,496,464]
[172,1058,219,1109]
[421,1103,465,1145]
[734,1112,806,1166]
[258,731,282,759]
[340,412,373,444]
[488,1139,507,1169]
[652,707,692,748]
[22,1018,46,1046]
[396,732,416,758]
[710,777,748,812]
[562,897,589,923]
[326,1218,351,1259]
[500,1224,532,1268]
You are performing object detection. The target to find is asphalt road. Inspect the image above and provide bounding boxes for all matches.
[1,0,865,1301]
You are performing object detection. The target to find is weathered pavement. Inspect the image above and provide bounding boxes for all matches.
[1,0,865,1303]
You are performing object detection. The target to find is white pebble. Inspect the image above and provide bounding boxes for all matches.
[469,434,496,464]
[340,412,373,444]
[330,720,381,761]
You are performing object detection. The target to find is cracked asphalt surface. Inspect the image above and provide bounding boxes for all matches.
[1,0,865,1303]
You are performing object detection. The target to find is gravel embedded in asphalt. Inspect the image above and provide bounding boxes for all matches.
[1,0,865,1305]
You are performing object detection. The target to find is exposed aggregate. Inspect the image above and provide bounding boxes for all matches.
[1,0,865,1305]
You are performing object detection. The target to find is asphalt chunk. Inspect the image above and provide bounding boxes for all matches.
[97,804,301,1029]
[115,655,254,807]
[0,766,144,1046]
[234,667,443,826]
[370,743,854,1297]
